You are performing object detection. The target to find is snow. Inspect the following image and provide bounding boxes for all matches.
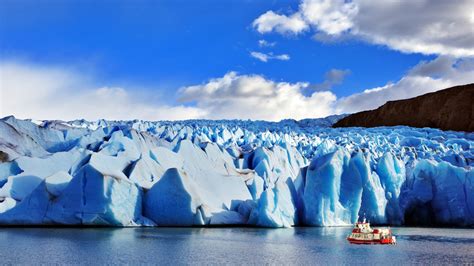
[0,116,473,227]
[0,197,17,213]
[45,171,73,197]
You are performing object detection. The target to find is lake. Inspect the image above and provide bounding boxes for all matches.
[0,227,473,264]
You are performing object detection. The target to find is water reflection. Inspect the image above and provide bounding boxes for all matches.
[0,227,472,264]
[398,234,474,244]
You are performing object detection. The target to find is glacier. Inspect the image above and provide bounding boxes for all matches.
[0,115,473,227]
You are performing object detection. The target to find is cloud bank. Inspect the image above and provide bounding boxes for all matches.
[253,0,474,57]
[336,57,474,113]
[0,61,204,121]
[178,71,335,120]
[179,57,474,119]
[1,57,473,121]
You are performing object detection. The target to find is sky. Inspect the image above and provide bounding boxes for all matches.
[0,0,473,121]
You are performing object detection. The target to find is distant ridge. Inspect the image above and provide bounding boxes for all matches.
[333,83,474,132]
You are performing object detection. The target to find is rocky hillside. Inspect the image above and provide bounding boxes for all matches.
[333,83,474,132]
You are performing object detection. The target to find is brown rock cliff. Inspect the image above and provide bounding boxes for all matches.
[333,83,474,132]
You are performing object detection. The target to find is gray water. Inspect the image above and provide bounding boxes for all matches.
[0,227,473,265]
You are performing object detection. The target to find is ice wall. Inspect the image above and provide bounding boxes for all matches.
[0,116,473,227]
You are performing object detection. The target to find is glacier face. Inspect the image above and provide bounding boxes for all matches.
[0,116,473,227]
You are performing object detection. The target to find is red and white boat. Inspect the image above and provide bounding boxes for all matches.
[347,219,396,245]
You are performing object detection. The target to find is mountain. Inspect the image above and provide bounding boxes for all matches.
[333,83,474,132]
[0,116,472,227]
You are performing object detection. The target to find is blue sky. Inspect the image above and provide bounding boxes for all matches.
[1,0,473,121]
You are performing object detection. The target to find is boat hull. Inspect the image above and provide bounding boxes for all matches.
[347,237,396,245]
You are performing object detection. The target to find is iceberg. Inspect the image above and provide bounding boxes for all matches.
[0,116,472,227]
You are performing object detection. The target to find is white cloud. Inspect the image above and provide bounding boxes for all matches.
[258,40,276,47]
[274,54,290,61]
[0,61,205,121]
[178,71,336,121]
[250,52,269,62]
[252,11,308,35]
[250,51,290,62]
[253,0,356,36]
[300,0,357,35]
[253,0,474,57]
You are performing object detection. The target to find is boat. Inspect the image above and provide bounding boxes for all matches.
[347,218,396,245]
